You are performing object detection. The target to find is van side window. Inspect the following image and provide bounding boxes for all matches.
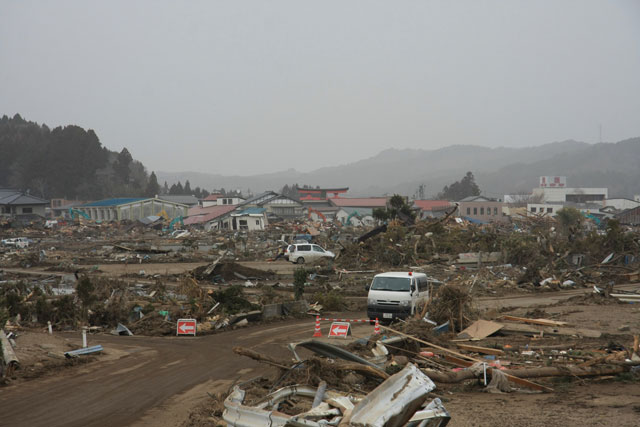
[418,277,429,292]
[298,245,311,251]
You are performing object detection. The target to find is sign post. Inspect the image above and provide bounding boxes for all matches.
[177,318,197,336]
[328,321,351,338]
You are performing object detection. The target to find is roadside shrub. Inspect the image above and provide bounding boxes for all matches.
[35,295,54,323]
[311,290,345,311]
[294,268,307,300]
[52,295,77,326]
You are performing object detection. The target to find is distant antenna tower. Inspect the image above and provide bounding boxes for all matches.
[599,124,602,143]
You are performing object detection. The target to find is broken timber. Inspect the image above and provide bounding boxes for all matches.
[380,325,553,392]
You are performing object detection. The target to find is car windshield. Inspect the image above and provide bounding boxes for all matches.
[370,277,411,292]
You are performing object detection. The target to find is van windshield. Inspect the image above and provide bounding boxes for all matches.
[370,277,411,292]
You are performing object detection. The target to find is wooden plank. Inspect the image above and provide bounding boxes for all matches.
[456,343,505,356]
[380,325,553,392]
[500,315,569,327]
[500,322,601,338]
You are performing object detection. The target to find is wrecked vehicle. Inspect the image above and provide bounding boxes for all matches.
[1,237,32,248]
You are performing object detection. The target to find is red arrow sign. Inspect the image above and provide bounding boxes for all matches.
[177,319,197,336]
[328,322,351,338]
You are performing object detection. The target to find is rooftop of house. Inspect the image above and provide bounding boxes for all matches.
[158,195,199,205]
[296,187,349,193]
[0,189,49,205]
[412,200,453,211]
[201,193,223,201]
[459,195,496,202]
[233,207,266,216]
[183,205,237,225]
[239,191,278,206]
[329,197,388,208]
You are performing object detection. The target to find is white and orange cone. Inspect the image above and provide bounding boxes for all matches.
[374,318,380,335]
[313,316,322,337]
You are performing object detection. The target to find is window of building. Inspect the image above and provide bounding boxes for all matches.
[547,207,553,213]
[480,207,484,215]
[255,220,260,226]
[494,207,498,215]
[473,207,477,215]
[22,207,33,214]
[466,207,470,215]
[531,207,537,213]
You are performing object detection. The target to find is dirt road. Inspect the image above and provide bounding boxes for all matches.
[0,318,375,427]
[1,260,296,278]
[0,319,308,427]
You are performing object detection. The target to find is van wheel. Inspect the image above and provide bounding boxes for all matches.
[296,257,305,264]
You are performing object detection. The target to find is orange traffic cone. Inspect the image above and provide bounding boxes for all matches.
[374,318,380,335]
[313,316,322,337]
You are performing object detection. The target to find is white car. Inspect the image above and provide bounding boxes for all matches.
[287,243,335,264]
[1,237,32,248]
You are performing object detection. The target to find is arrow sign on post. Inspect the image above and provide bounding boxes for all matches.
[177,319,197,336]
[328,321,351,338]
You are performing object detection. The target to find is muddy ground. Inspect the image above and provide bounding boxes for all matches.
[2,221,639,426]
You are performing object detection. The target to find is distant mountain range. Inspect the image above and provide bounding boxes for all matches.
[157,137,640,199]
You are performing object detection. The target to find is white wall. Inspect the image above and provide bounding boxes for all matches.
[527,203,564,215]
[233,214,265,231]
[603,199,640,211]
[532,187,608,203]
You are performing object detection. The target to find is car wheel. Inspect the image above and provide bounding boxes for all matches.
[297,257,305,264]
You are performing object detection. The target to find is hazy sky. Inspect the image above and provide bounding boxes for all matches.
[1,1,639,175]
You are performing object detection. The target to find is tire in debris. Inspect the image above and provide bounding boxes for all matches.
[297,257,305,264]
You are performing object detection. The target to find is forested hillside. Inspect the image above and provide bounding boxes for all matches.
[0,114,156,199]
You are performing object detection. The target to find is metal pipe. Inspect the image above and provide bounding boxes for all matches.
[312,381,326,408]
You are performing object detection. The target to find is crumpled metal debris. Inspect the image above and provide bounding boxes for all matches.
[222,363,450,427]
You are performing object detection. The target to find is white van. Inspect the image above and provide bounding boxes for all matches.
[366,272,438,322]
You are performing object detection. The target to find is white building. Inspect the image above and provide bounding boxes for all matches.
[335,207,375,226]
[200,193,245,208]
[228,208,267,231]
[528,177,607,204]
[527,203,564,216]
[532,187,608,204]
[603,198,640,211]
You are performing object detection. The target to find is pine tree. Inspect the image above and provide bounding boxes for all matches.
[146,171,160,197]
